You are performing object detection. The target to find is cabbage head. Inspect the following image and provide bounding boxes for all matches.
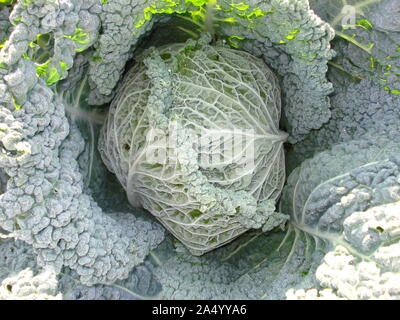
[98,35,288,255]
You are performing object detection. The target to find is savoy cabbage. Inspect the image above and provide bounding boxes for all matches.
[98,35,288,255]
[0,0,399,300]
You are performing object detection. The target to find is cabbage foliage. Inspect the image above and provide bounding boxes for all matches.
[99,35,288,256]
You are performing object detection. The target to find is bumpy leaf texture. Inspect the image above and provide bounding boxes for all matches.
[0,0,164,287]
[99,36,288,256]
[90,0,335,142]
[289,0,400,168]
[148,134,400,300]
[0,0,399,300]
